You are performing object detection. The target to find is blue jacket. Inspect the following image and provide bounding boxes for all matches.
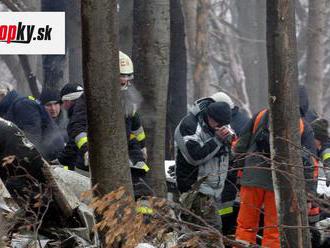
[0,90,64,160]
[0,91,43,147]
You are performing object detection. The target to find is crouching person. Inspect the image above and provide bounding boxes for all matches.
[175,102,234,230]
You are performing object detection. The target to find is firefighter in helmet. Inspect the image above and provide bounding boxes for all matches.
[119,51,150,199]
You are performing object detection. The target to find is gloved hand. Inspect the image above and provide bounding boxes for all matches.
[84,152,89,167]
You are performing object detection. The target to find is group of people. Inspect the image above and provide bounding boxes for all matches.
[174,85,330,247]
[0,50,329,247]
[0,51,150,204]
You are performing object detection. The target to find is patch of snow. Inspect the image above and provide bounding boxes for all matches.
[136,244,156,248]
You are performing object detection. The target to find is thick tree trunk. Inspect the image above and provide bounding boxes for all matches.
[305,0,326,114]
[181,0,197,104]
[267,1,311,247]
[133,0,170,198]
[193,0,209,99]
[66,0,83,86]
[237,0,268,113]
[2,55,31,95]
[42,0,68,90]
[166,0,187,159]
[119,0,133,55]
[81,0,133,197]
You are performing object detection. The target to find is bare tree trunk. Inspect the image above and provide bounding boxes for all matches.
[133,0,170,198]
[322,2,330,119]
[18,55,40,97]
[237,0,268,113]
[166,0,187,160]
[181,0,197,104]
[1,0,42,95]
[193,0,209,99]
[267,0,311,247]
[66,0,83,86]
[81,0,133,197]
[2,55,31,95]
[305,0,326,114]
[42,0,68,90]
[119,0,133,55]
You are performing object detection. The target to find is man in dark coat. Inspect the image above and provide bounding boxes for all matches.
[175,101,233,229]
[57,83,87,171]
[0,84,64,160]
[208,92,251,234]
[234,85,316,247]
[39,88,69,142]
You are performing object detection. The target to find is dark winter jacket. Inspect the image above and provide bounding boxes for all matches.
[0,90,64,160]
[230,106,250,136]
[235,109,316,192]
[127,111,146,149]
[58,95,87,170]
[305,109,319,123]
[0,90,43,147]
[175,103,231,198]
[126,112,149,176]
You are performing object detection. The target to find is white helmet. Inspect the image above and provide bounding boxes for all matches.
[210,92,234,109]
[119,51,134,75]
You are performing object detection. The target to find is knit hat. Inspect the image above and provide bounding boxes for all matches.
[60,83,84,101]
[311,119,329,143]
[210,92,234,109]
[206,102,232,127]
[39,88,61,105]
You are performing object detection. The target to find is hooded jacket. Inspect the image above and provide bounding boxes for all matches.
[0,90,43,147]
[235,109,316,192]
[175,100,231,198]
[0,90,64,160]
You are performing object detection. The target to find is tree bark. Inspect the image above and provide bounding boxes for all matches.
[133,0,170,198]
[193,0,210,99]
[237,0,268,113]
[267,0,311,247]
[2,55,31,95]
[66,0,83,86]
[119,0,133,55]
[81,0,133,197]
[305,0,326,114]
[42,0,68,90]
[166,0,187,159]
[181,0,197,104]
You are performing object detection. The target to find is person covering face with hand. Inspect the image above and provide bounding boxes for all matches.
[175,101,233,230]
